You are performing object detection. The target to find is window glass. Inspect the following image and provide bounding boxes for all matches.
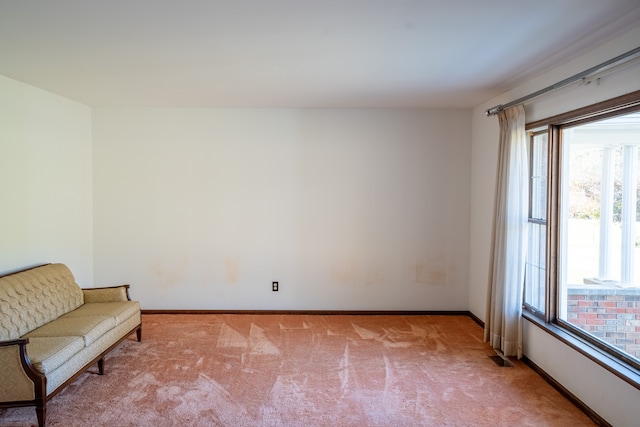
[559,112,640,361]
[531,132,548,221]
[524,131,548,314]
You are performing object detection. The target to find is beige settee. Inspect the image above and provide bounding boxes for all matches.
[0,263,142,427]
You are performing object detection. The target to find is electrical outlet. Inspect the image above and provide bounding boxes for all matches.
[272,281,279,291]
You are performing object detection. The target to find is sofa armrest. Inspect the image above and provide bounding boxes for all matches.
[0,339,44,403]
[82,284,132,303]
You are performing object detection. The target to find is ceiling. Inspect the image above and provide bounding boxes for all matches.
[1,0,639,108]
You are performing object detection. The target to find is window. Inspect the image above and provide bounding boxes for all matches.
[524,131,548,316]
[524,91,640,377]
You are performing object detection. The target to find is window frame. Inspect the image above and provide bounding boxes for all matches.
[523,129,549,319]
[523,89,640,390]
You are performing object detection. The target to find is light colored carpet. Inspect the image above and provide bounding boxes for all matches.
[1,314,595,426]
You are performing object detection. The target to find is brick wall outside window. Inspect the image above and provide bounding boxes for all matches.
[567,288,640,358]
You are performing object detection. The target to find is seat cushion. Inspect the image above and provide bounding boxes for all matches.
[62,301,140,326]
[24,315,115,346]
[26,336,85,374]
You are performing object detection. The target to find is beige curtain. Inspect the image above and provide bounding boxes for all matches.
[484,105,528,358]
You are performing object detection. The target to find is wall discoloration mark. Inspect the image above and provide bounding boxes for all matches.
[223,257,239,284]
[414,259,446,286]
[364,268,384,288]
[331,260,360,284]
[331,258,385,288]
[148,255,189,288]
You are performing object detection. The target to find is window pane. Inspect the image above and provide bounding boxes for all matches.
[559,112,640,361]
[524,131,548,314]
[531,133,548,220]
[525,221,546,312]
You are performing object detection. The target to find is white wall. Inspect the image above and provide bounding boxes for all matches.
[0,75,93,284]
[523,322,640,427]
[93,108,471,310]
[470,25,640,426]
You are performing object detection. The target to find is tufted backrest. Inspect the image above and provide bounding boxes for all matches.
[0,263,84,340]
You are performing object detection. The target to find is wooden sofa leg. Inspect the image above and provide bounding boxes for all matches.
[98,357,104,375]
[36,403,46,427]
[136,325,142,342]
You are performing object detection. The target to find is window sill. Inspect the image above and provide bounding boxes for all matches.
[522,310,640,391]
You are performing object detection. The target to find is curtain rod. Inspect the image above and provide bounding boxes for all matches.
[485,46,640,117]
